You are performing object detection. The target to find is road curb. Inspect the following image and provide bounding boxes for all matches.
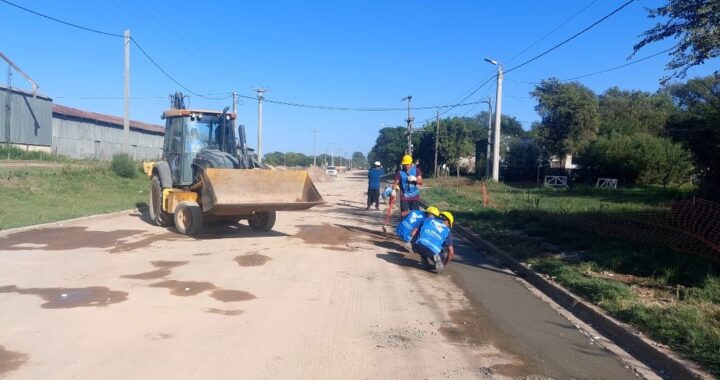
[0,208,139,237]
[453,223,710,380]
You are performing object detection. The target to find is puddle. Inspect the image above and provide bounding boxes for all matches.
[109,232,179,253]
[0,285,128,308]
[0,346,28,375]
[209,290,256,302]
[234,254,272,267]
[206,308,244,316]
[149,280,216,296]
[121,269,171,280]
[292,224,360,251]
[151,261,188,268]
[0,227,144,251]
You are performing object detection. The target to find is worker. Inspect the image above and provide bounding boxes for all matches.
[412,211,455,273]
[393,154,423,217]
[187,128,205,153]
[396,206,440,252]
[366,161,383,210]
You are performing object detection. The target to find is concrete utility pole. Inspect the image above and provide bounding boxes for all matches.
[485,58,503,181]
[254,88,268,163]
[311,129,318,166]
[5,66,11,157]
[434,110,439,178]
[401,95,414,155]
[483,97,493,178]
[123,29,131,155]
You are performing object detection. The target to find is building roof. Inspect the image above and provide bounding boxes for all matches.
[0,84,52,101]
[53,104,164,134]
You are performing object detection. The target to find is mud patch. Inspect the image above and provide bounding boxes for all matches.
[0,345,28,375]
[149,280,216,296]
[0,227,144,251]
[151,260,188,268]
[121,268,171,280]
[293,224,360,251]
[110,232,179,253]
[209,289,256,302]
[206,308,244,316]
[0,285,128,308]
[234,254,272,267]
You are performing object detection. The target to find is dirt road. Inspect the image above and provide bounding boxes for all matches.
[0,171,642,379]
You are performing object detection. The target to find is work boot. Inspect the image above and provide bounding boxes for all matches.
[403,242,414,254]
[434,253,444,273]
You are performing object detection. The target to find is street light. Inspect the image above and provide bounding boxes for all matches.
[485,57,503,182]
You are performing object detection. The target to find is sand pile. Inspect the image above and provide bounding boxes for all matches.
[307,166,331,182]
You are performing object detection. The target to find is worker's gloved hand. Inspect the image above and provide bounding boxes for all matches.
[407,175,417,183]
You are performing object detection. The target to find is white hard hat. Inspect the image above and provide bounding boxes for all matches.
[374,161,381,166]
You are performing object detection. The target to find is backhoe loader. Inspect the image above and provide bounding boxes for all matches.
[144,93,323,235]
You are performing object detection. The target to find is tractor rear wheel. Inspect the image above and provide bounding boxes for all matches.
[248,211,276,232]
[174,201,204,235]
[149,175,173,227]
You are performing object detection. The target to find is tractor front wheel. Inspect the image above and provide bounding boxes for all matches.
[248,211,276,232]
[174,201,204,235]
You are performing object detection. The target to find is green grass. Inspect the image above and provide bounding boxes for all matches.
[0,145,63,161]
[424,180,720,376]
[0,164,148,230]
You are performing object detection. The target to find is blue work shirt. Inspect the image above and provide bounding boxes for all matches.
[415,218,451,255]
[396,210,426,242]
[368,167,383,190]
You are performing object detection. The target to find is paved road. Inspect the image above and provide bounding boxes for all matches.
[0,171,642,379]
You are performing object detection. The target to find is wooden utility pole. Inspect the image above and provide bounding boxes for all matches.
[123,29,131,155]
[434,110,439,178]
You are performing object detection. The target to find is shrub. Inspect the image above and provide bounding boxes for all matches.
[111,153,137,178]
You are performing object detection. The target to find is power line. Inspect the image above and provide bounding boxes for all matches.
[0,0,124,38]
[504,0,636,75]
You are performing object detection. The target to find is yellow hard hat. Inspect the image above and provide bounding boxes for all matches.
[401,154,413,165]
[440,211,454,227]
[425,206,440,217]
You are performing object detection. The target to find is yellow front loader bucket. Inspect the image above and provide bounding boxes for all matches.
[199,168,324,216]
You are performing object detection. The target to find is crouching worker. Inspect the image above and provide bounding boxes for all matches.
[396,206,440,252]
[412,211,455,273]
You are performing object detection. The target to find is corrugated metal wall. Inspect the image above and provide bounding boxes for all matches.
[52,117,163,160]
[0,87,53,147]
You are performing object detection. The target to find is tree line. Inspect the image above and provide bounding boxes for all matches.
[264,151,367,169]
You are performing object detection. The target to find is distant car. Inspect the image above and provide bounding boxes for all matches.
[325,166,337,177]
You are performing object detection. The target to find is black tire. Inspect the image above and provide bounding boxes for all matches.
[248,211,276,232]
[174,201,204,235]
[149,175,173,227]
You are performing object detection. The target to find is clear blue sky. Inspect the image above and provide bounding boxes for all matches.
[1,0,717,158]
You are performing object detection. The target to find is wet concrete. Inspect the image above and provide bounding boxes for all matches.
[209,290,256,302]
[446,238,636,379]
[0,227,144,251]
[234,254,272,267]
[148,280,216,296]
[206,308,244,316]
[109,232,179,253]
[151,261,188,268]
[0,285,128,308]
[121,269,172,280]
[0,345,28,375]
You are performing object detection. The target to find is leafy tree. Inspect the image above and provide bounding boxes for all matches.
[633,0,720,83]
[599,87,675,136]
[367,126,414,172]
[531,78,600,157]
[579,133,693,186]
[351,151,367,168]
[664,74,720,196]
[503,137,542,182]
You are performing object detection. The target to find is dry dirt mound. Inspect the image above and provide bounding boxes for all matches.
[307,166,331,182]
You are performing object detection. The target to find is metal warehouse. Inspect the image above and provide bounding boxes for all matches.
[51,104,164,160]
[0,85,53,152]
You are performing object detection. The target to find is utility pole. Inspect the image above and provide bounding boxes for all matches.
[401,95,414,155]
[254,87,268,163]
[434,110,439,178]
[123,29,131,155]
[484,97,493,178]
[311,129,318,166]
[4,67,11,158]
[485,58,503,181]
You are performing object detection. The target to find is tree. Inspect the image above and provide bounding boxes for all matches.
[634,0,720,83]
[531,78,600,157]
[351,151,367,168]
[367,126,412,172]
[503,137,542,182]
[598,87,675,136]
